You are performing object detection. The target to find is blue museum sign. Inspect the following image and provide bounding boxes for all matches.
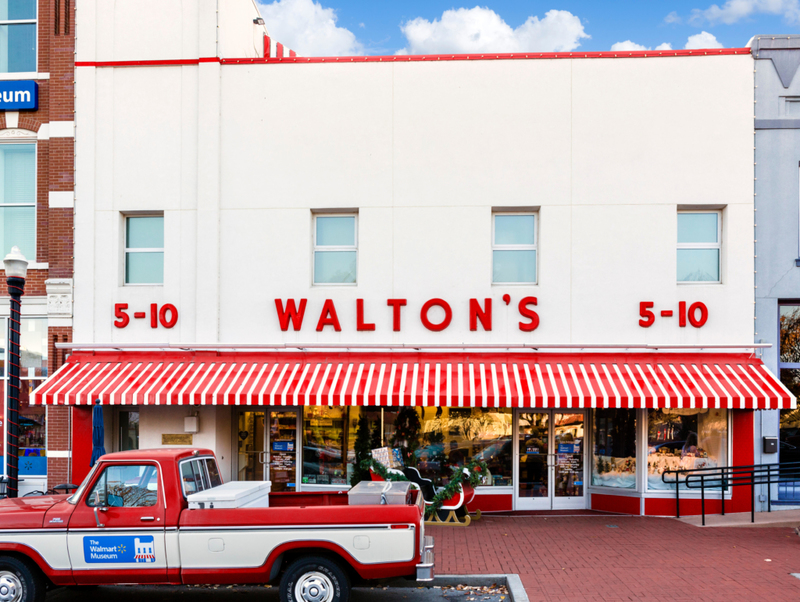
[0,81,37,110]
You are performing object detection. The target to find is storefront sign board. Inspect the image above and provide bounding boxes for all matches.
[162,434,193,445]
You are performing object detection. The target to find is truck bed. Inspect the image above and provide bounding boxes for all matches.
[268,491,349,507]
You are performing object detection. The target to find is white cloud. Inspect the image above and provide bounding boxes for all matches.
[688,0,800,25]
[610,40,673,51]
[398,7,589,55]
[258,0,363,56]
[610,40,648,51]
[684,31,725,48]
[664,11,682,24]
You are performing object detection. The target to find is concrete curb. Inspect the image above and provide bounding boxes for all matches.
[387,574,529,602]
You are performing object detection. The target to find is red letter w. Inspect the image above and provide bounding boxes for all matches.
[275,299,307,331]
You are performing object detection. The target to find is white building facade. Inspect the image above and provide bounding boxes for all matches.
[33,0,795,516]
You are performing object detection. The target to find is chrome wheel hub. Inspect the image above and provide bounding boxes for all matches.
[295,571,334,602]
[0,572,22,602]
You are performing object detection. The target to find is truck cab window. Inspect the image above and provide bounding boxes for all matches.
[181,459,216,496]
[87,464,159,508]
[205,459,222,487]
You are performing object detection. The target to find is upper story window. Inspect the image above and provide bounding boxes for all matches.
[0,0,36,73]
[492,212,536,284]
[314,214,357,285]
[677,211,720,283]
[125,215,164,285]
[0,142,35,259]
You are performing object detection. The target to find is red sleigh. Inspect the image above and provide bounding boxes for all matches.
[370,466,477,526]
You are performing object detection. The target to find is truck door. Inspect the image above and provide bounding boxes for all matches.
[67,462,167,584]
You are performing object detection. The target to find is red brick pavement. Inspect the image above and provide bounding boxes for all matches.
[429,513,800,601]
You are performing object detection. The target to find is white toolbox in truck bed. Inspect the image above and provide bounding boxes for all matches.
[187,481,272,509]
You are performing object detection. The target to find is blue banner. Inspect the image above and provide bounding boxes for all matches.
[0,81,37,110]
[83,536,156,564]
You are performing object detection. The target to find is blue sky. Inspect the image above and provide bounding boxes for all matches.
[256,0,800,57]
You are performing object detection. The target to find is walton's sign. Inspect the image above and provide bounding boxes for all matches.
[274,296,540,332]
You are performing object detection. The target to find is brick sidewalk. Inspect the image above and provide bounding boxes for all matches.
[429,514,800,601]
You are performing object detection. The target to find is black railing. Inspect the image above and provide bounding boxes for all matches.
[662,461,800,526]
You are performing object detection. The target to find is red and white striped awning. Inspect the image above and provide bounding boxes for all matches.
[32,351,796,410]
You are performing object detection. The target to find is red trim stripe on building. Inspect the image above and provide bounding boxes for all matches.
[31,351,794,409]
[74,47,751,68]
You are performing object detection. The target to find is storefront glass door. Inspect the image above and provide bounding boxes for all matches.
[515,410,586,510]
[236,409,299,492]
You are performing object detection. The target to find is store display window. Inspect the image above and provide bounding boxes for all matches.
[18,379,44,475]
[779,303,800,485]
[411,407,512,488]
[345,407,382,483]
[340,407,512,488]
[302,406,348,486]
[592,408,636,489]
[17,318,47,476]
[647,408,727,490]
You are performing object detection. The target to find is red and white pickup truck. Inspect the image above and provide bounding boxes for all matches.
[0,448,434,602]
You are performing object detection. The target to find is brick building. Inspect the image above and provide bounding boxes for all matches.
[0,0,74,493]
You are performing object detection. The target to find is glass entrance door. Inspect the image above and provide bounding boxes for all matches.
[515,410,586,510]
[236,409,299,492]
[267,410,298,492]
[237,411,266,481]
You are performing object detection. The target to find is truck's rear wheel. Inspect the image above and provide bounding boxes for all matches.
[0,557,45,602]
[280,556,350,602]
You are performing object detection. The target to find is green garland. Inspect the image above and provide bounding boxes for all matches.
[360,457,488,519]
[360,457,410,483]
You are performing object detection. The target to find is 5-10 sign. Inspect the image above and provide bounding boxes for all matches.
[114,303,178,329]
[638,301,708,328]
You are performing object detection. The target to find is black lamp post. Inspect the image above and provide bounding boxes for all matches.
[4,246,28,498]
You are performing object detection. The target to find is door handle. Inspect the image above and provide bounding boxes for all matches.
[93,506,105,528]
[140,517,155,522]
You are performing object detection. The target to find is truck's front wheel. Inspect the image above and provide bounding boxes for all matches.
[280,556,350,602]
[0,557,45,602]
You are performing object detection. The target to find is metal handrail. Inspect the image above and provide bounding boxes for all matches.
[662,461,800,525]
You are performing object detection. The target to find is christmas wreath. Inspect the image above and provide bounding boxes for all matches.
[361,457,488,519]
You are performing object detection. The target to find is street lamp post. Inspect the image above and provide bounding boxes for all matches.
[4,247,28,498]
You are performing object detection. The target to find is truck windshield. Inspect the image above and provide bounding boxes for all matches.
[67,462,101,505]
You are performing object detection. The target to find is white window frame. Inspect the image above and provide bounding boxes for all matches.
[0,140,37,262]
[124,213,164,286]
[492,212,538,285]
[677,210,722,284]
[0,1,38,74]
[313,213,358,286]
